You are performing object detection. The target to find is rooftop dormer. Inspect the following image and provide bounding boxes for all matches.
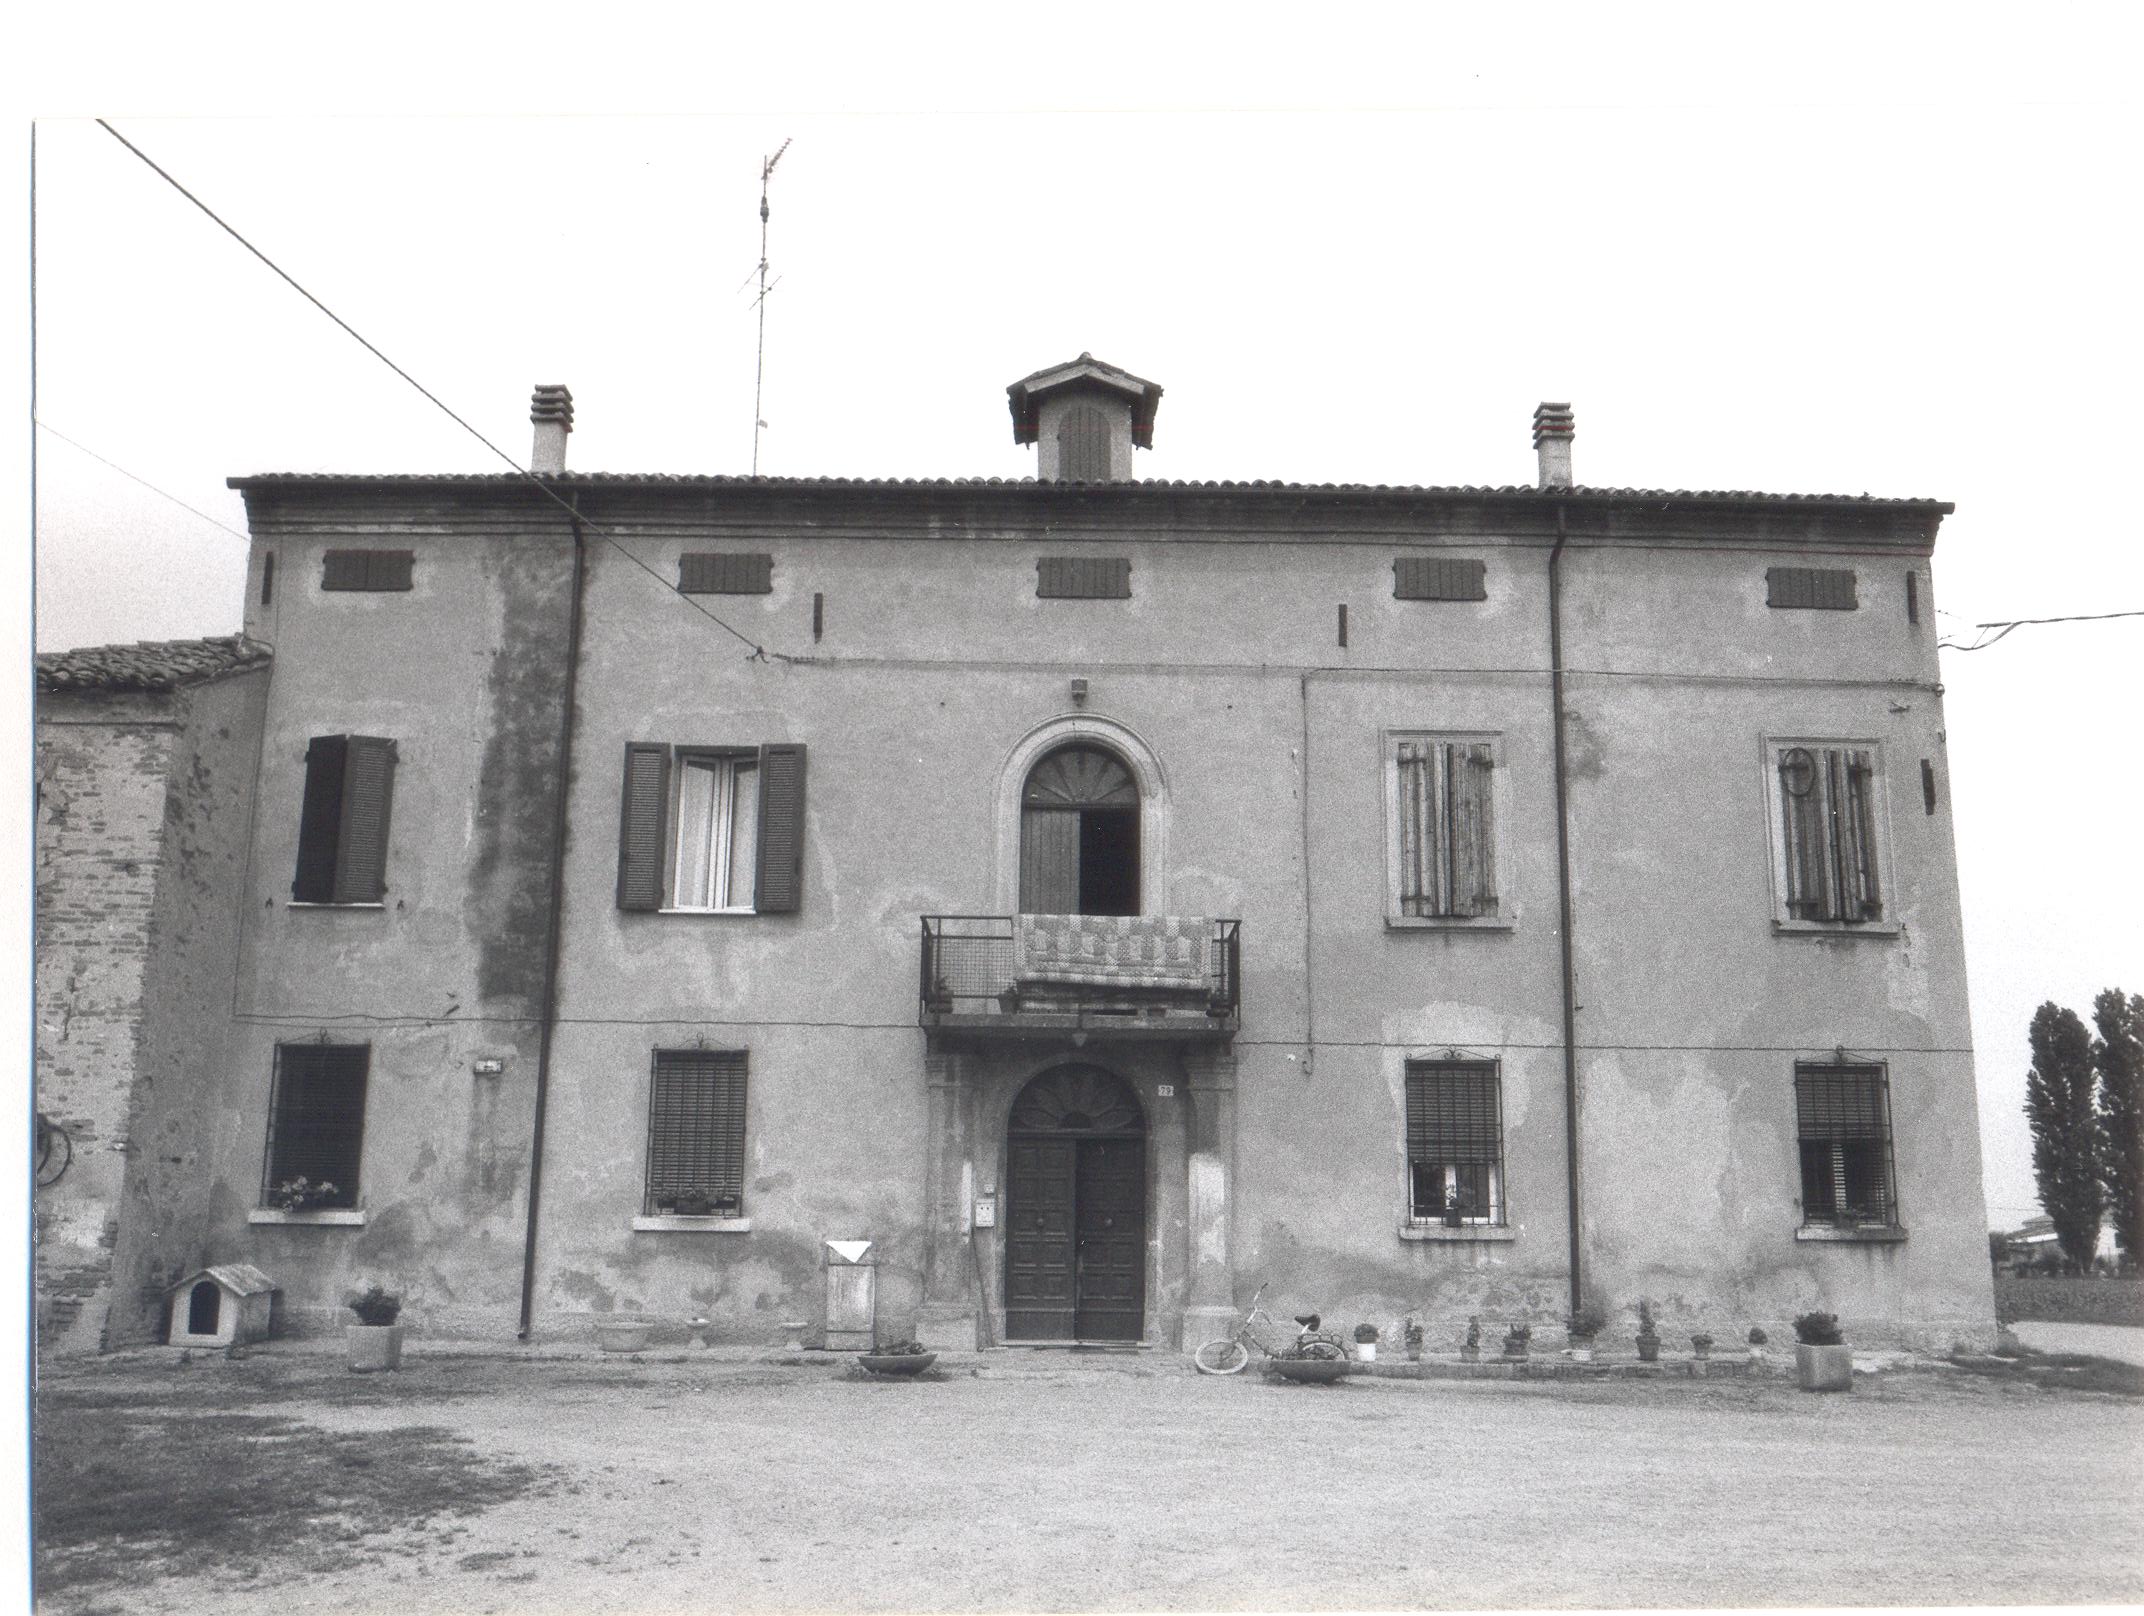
[1006,354,1163,482]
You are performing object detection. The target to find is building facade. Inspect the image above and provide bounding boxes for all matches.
[54,357,1997,1354]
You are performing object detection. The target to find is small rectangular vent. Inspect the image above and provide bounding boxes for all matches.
[680,553,774,595]
[1767,566,1858,610]
[321,550,414,592]
[1037,557,1131,599]
[1394,557,1487,602]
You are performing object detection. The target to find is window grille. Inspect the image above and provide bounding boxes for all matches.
[1394,557,1487,602]
[679,553,775,595]
[1406,1061,1504,1224]
[1766,566,1858,610]
[1795,1062,1897,1225]
[262,1043,369,1208]
[1037,557,1131,599]
[321,550,414,591]
[645,1050,748,1216]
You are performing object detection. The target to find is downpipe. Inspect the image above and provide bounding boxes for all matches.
[1549,502,1585,1318]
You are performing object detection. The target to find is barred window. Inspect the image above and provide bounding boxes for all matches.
[1406,1060,1504,1225]
[644,1050,748,1217]
[262,1043,369,1209]
[1795,1062,1897,1226]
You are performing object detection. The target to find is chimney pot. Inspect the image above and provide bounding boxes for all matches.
[1533,401,1574,490]
[530,385,574,474]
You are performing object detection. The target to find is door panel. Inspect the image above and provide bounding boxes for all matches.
[1072,1137,1146,1341]
[1019,810,1080,914]
[1004,1140,1076,1339]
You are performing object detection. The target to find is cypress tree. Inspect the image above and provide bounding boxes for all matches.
[2025,1002,2102,1272]
[2093,989,2143,1264]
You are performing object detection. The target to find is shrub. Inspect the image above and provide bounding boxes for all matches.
[1792,1310,1844,1346]
[1635,1300,1659,1341]
[348,1285,401,1327]
[1747,1326,1769,1346]
[875,1338,927,1356]
[1353,1322,1380,1344]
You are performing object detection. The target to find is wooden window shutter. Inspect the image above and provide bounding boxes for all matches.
[1058,405,1112,480]
[1395,741,1442,917]
[617,744,672,911]
[1766,567,1858,610]
[1449,743,1498,916]
[322,550,414,591]
[1394,557,1488,601]
[1777,746,1832,920]
[332,737,397,902]
[1037,557,1132,599]
[293,736,349,902]
[1840,749,1882,919]
[679,553,775,595]
[752,744,807,914]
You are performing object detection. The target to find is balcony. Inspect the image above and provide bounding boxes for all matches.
[920,915,1240,1043]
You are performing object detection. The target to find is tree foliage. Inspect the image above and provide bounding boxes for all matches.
[2093,988,2143,1261]
[2025,1001,2102,1271]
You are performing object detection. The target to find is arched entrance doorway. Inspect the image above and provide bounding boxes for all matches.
[1003,1064,1148,1341]
[1019,744,1140,916]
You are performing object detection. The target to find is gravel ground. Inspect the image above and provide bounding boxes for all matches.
[36,1349,2144,1614]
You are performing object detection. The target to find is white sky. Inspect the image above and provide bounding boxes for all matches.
[11,7,2144,1270]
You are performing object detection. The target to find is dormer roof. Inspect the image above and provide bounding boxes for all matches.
[1007,353,1164,448]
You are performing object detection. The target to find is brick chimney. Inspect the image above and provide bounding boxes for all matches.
[530,385,574,474]
[1007,354,1163,482]
[1533,402,1574,490]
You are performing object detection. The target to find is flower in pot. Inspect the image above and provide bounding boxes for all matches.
[1441,1183,1465,1229]
[269,1176,341,1212]
[1690,1332,1714,1360]
[1403,1318,1425,1363]
[346,1284,403,1373]
[1460,1316,1482,1362]
[1566,1299,1608,1362]
[1792,1310,1852,1392]
[1501,1322,1531,1360]
[670,1190,715,1217]
[1353,1322,1380,1362]
[1634,1299,1661,1364]
[859,1337,937,1375]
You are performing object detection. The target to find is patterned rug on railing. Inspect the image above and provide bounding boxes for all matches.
[1015,914,1212,989]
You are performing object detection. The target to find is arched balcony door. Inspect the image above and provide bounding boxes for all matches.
[1019,744,1140,916]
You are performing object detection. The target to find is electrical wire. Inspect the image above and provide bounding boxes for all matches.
[95,118,777,662]
[1939,610,2143,652]
[35,420,251,541]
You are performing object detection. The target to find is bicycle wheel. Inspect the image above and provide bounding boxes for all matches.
[1193,1337,1252,1375]
[1295,1337,1347,1361]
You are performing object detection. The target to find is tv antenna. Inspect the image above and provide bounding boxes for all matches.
[750,138,791,476]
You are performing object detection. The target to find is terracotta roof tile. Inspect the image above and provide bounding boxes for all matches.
[36,634,272,694]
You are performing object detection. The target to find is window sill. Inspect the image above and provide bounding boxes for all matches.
[1386,915,1516,933]
[1795,1224,1907,1244]
[1771,919,1900,939]
[631,1215,753,1233]
[284,902,387,911]
[1398,1223,1517,1243]
[651,908,758,918]
[249,1208,367,1227]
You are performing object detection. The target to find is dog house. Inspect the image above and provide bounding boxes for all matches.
[165,1264,277,1348]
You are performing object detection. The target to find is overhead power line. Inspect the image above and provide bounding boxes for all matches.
[35,421,250,541]
[94,118,777,662]
[1939,610,2144,653]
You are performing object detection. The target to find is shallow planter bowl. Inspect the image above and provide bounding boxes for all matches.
[858,1351,937,1376]
[1268,1357,1351,1384]
[1796,1342,1853,1392]
[596,1318,654,1353]
[346,1323,404,1373]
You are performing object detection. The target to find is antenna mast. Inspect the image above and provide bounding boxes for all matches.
[751,138,791,477]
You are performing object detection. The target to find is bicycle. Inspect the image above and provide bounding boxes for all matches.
[1191,1283,1351,1374]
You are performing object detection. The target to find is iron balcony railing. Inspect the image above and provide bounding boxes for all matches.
[920,915,1241,1025]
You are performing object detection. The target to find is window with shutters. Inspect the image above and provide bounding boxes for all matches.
[1795,1062,1899,1228]
[291,735,397,905]
[1767,740,1892,931]
[617,743,806,915]
[1037,557,1132,599]
[1766,566,1858,611]
[679,553,774,595]
[1406,1060,1504,1226]
[260,1042,369,1210]
[643,1050,748,1218]
[320,549,414,592]
[1385,732,1504,927]
[1393,556,1488,602]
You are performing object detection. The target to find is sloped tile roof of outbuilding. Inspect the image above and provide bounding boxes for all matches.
[36,634,271,693]
[226,472,1953,512]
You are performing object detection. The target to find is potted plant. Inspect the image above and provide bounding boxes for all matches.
[1353,1322,1380,1363]
[269,1176,341,1212]
[1792,1311,1852,1392]
[1690,1332,1714,1361]
[1442,1183,1465,1229]
[1566,1299,1608,1363]
[346,1284,403,1373]
[1460,1316,1482,1363]
[670,1190,715,1217]
[1403,1318,1424,1363]
[1635,1300,1661,1364]
[859,1337,937,1376]
[1501,1322,1530,1361]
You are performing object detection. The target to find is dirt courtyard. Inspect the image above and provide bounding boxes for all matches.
[34,1348,2144,1613]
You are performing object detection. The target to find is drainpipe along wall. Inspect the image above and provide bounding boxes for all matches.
[517,495,587,1339]
[1547,501,1584,1317]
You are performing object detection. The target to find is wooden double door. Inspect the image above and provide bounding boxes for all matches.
[1004,1134,1146,1342]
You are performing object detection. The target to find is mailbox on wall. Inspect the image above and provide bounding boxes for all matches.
[823,1239,876,1351]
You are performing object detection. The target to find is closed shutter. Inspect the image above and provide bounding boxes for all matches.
[645,1050,748,1214]
[333,737,397,902]
[617,744,672,911]
[752,744,807,914]
[264,1043,369,1206]
[1766,567,1858,610]
[321,550,414,591]
[1841,749,1882,919]
[1394,557,1488,601]
[1037,557,1132,599]
[1058,405,1111,480]
[1449,743,1498,917]
[293,736,349,902]
[1777,746,1832,920]
[679,553,775,594]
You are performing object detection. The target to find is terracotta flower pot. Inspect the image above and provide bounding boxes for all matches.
[346,1323,404,1373]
